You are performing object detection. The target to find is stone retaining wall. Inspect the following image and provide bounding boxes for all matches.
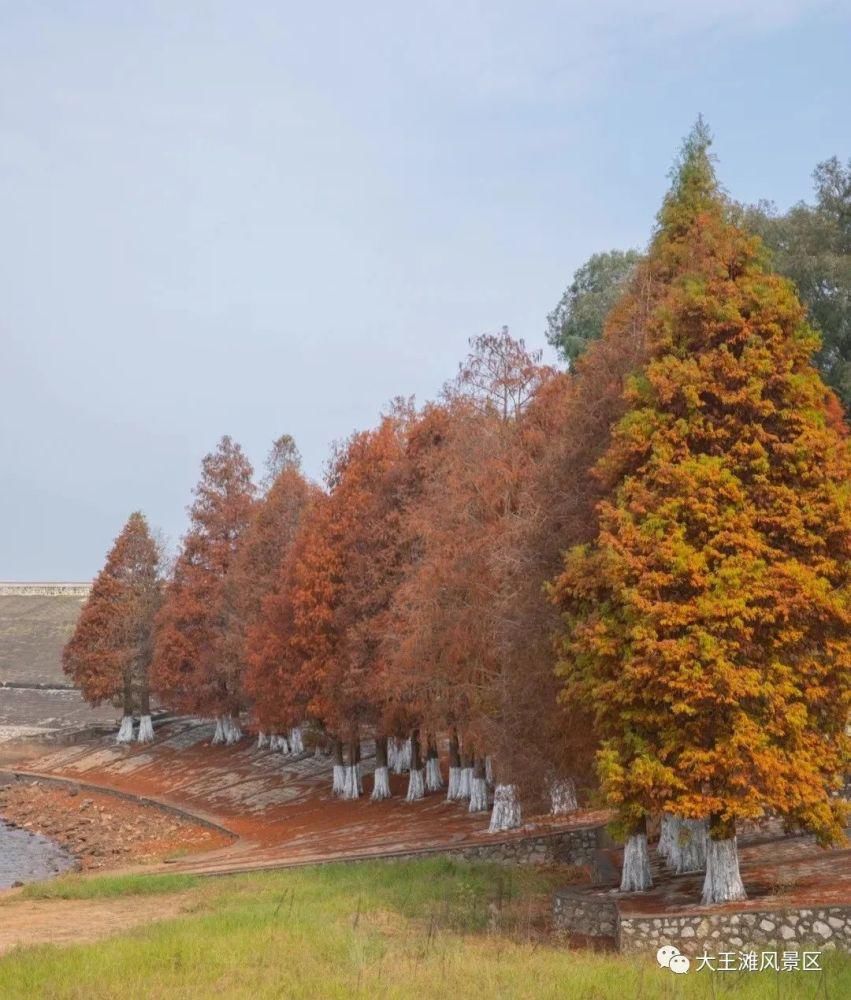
[553,886,851,954]
[388,825,600,869]
[553,889,618,939]
[447,825,599,866]
[618,906,851,954]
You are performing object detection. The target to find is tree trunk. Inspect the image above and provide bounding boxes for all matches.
[675,819,708,874]
[620,816,652,892]
[223,714,242,744]
[136,675,153,742]
[702,814,747,904]
[446,728,463,800]
[211,716,225,745]
[371,735,391,801]
[116,715,134,743]
[458,746,474,800]
[256,730,268,749]
[468,756,488,812]
[549,777,578,815]
[342,737,361,799]
[331,737,346,796]
[117,669,134,743]
[657,812,675,861]
[406,730,424,801]
[489,784,522,832]
[425,734,443,791]
[289,726,305,754]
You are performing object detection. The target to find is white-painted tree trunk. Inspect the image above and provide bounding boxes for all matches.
[406,767,425,801]
[488,784,522,832]
[341,765,360,800]
[137,715,154,743]
[425,757,443,791]
[222,715,242,745]
[485,756,494,786]
[549,778,578,815]
[468,776,489,813]
[332,764,346,796]
[664,816,684,869]
[620,832,652,892]
[289,727,305,754]
[116,715,135,743]
[657,812,675,861]
[256,730,268,750]
[702,837,747,904]
[446,766,463,800]
[211,717,225,745]
[371,765,391,801]
[458,767,473,800]
[675,819,708,874]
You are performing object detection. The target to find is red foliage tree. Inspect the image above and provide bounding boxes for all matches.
[384,331,563,827]
[235,439,316,744]
[151,436,255,739]
[63,511,162,742]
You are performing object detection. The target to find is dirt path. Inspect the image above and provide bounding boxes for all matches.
[0,892,194,955]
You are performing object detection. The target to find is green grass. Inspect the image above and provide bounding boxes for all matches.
[0,859,848,999]
[17,872,201,900]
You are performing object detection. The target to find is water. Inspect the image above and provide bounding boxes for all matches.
[0,818,76,889]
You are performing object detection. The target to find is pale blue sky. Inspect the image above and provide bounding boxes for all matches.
[2,1,849,578]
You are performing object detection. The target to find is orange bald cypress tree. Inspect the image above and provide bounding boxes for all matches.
[151,436,255,741]
[231,437,316,750]
[282,408,415,798]
[385,332,556,825]
[552,122,851,902]
[63,512,162,743]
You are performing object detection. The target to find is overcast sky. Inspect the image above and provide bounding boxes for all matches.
[2,1,849,579]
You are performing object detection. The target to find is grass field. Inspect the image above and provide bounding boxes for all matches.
[1,859,848,999]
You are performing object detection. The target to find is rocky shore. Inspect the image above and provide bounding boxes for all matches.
[0,779,232,872]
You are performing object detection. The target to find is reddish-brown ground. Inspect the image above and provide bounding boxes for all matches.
[3,719,604,877]
[0,780,232,871]
[5,718,848,923]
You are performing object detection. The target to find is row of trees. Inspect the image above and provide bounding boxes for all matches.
[64,123,850,904]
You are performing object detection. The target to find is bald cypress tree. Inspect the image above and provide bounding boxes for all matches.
[63,512,162,743]
[552,121,851,903]
[152,436,255,741]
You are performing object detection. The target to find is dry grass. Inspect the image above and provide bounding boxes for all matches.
[0,859,847,999]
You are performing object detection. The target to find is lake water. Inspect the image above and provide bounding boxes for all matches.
[0,818,76,889]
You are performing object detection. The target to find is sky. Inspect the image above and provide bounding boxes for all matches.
[2,1,850,579]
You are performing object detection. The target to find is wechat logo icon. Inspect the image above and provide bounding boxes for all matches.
[657,945,690,974]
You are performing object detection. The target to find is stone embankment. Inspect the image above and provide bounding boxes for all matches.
[616,905,851,954]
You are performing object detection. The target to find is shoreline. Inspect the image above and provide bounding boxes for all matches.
[0,778,232,877]
[0,816,78,889]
